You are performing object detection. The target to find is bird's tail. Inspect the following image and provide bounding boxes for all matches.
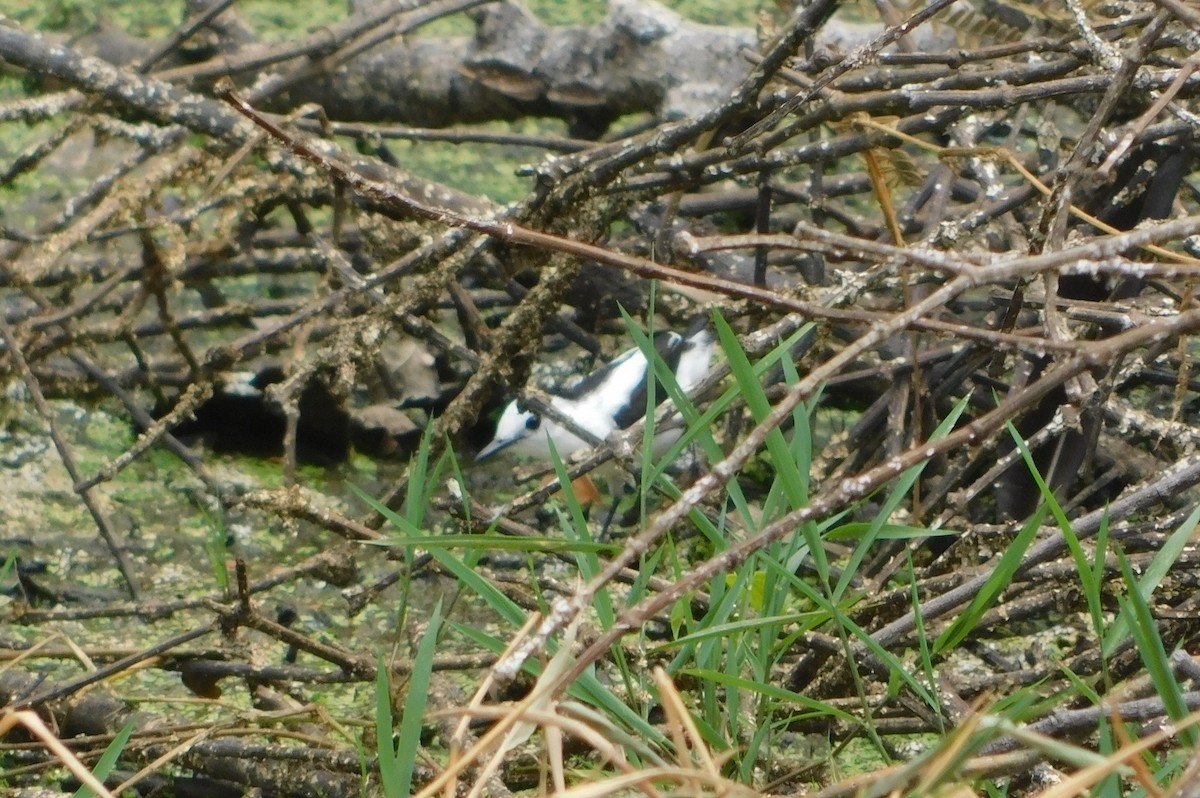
[682,312,713,342]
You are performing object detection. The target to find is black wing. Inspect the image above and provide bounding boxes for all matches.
[611,330,687,429]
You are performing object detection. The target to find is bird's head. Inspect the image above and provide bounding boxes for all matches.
[476,400,542,462]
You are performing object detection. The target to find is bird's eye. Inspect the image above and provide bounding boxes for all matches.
[525,415,541,430]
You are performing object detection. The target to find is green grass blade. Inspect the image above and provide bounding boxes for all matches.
[361,532,615,555]
[620,307,758,536]
[906,549,943,730]
[662,610,826,643]
[447,619,666,747]
[756,551,941,709]
[712,312,807,511]
[391,599,443,797]
[1116,549,1196,747]
[933,424,1046,654]
[443,433,472,527]
[834,394,969,600]
[547,439,593,547]
[933,516,1042,656]
[547,440,615,627]
[825,522,958,541]
[1058,510,1104,646]
[630,287,662,515]
[73,719,134,798]
[354,486,527,627]
[684,668,856,721]
[1104,503,1200,656]
[405,421,445,531]
[375,654,401,796]
[200,504,229,593]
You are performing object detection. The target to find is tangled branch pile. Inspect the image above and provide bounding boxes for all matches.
[2,0,1200,795]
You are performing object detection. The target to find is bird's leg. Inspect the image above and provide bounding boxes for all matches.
[596,470,641,541]
[597,490,625,541]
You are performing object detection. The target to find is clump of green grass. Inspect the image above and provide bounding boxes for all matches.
[360,310,1200,796]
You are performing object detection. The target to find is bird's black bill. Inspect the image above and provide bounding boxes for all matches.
[475,436,517,463]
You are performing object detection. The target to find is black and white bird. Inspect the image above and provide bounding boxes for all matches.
[476,320,715,465]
